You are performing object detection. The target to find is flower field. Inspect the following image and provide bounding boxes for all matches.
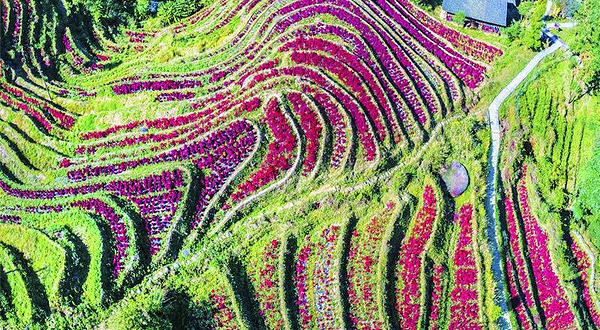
[395,185,438,329]
[347,202,396,330]
[513,167,578,330]
[448,203,483,330]
[298,224,342,330]
[0,0,598,328]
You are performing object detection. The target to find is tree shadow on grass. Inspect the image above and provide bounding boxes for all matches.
[226,256,267,330]
[3,244,50,323]
[161,290,216,330]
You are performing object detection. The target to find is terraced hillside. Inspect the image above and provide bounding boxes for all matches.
[0,0,598,328]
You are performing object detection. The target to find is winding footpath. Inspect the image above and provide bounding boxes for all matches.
[485,1,568,327]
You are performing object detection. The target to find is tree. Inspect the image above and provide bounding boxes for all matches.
[575,128,600,219]
[73,0,135,34]
[108,290,172,330]
[502,21,521,42]
[453,11,466,26]
[517,1,545,50]
[572,0,600,92]
[561,0,582,18]
[574,123,600,249]
[135,0,151,20]
[157,0,208,25]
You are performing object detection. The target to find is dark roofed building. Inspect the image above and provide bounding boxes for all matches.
[442,0,519,27]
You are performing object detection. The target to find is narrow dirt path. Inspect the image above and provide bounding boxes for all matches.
[485,1,566,326]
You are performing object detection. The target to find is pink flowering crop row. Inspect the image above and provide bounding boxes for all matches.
[238,60,280,87]
[125,30,156,43]
[506,258,535,330]
[0,215,21,224]
[571,239,600,328]
[248,239,284,330]
[448,204,482,330]
[63,33,102,73]
[68,120,254,181]
[294,237,313,329]
[71,199,129,278]
[112,78,203,95]
[57,88,97,99]
[131,189,182,254]
[310,90,348,168]
[292,226,342,330]
[12,0,21,40]
[155,91,196,102]
[208,289,240,330]
[231,99,296,202]
[79,92,257,156]
[348,202,394,330]
[517,166,577,330]
[504,194,536,304]
[287,92,322,176]
[79,105,222,141]
[0,166,184,199]
[1,82,74,129]
[394,0,503,63]
[73,108,238,157]
[396,186,436,329]
[503,192,541,328]
[428,265,445,330]
[1,0,8,34]
[313,225,340,330]
[190,124,257,228]
[0,90,52,131]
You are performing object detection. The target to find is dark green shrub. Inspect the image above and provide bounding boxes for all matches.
[157,0,208,25]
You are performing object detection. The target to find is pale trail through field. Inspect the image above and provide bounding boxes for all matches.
[485,0,567,327]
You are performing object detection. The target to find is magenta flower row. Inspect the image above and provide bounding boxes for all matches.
[396,186,436,329]
[348,204,393,330]
[517,166,577,330]
[231,99,296,202]
[288,92,323,176]
[428,265,445,330]
[249,239,285,330]
[209,289,240,330]
[571,240,600,328]
[448,204,482,330]
[68,120,254,181]
[313,225,340,330]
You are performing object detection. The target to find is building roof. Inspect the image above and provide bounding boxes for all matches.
[442,0,509,27]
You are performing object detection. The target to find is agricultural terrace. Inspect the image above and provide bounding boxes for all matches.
[0,0,598,328]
